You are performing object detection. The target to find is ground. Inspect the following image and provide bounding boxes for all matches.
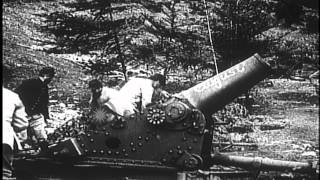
[252,78,318,162]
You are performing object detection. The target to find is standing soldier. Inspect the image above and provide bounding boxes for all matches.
[2,66,29,179]
[16,67,55,151]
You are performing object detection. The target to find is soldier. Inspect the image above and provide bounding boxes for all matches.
[118,73,169,112]
[88,79,120,111]
[88,74,169,117]
[16,67,55,151]
[2,66,29,179]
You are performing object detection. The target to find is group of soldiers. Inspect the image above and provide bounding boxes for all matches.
[2,65,169,179]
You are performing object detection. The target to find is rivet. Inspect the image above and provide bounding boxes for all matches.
[115,151,120,155]
[102,127,106,131]
[161,158,167,162]
[81,144,85,147]
[169,149,173,154]
[120,124,124,128]
[138,136,142,140]
[182,137,187,141]
[177,146,181,149]
[131,148,136,152]
[193,138,198,143]
[92,149,97,153]
[183,123,188,127]
[77,137,81,141]
[84,149,89,153]
[122,149,126,152]
[178,150,183,155]
[145,137,150,141]
[124,153,129,157]
[105,132,110,136]
[100,150,104,154]
[107,150,112,155]
[87,134,91,137]
[130,142,134,146]
[138,142,143,147]
[188,146,192,150]
[90,138,94,142]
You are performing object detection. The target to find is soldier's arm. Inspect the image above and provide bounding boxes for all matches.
[12,95,29,132]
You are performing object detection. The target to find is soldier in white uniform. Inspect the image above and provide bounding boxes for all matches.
[2,66,29,179]
[88,74,169,118]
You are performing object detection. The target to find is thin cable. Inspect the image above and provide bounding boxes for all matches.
[203,0,219,74]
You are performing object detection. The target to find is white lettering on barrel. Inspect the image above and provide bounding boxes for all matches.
[193,62,246,93]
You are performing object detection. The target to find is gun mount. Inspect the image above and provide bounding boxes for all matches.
[13,54,318,180]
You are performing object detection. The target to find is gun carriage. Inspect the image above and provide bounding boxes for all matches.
[14,54,318,180]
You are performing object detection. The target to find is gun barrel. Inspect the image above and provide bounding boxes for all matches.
[211,153,316,174]
[178,54,272,117]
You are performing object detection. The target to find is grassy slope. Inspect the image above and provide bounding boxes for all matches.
[3,1,91,107]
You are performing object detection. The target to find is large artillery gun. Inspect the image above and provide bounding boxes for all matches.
[14,54,318,180]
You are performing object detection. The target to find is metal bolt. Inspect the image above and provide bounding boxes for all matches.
[130,142,134,146]
[107,150,112,155]
[100,150,104,154]
[138,142,143,147]
[138,136,142,140]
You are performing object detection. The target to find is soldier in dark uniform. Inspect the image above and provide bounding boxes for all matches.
[16,67,55,151]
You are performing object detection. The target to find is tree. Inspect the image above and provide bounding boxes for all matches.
[189,0,275,69]
[41,0,145,81]
[141,0,210,77]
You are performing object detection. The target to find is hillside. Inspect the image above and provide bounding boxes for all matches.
[3,1,91,108]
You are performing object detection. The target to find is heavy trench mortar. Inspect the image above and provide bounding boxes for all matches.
[13,54,318,180]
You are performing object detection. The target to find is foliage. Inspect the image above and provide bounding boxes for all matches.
[41,0,146,80]
[189,0,276,69]
[6,0,319,81]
